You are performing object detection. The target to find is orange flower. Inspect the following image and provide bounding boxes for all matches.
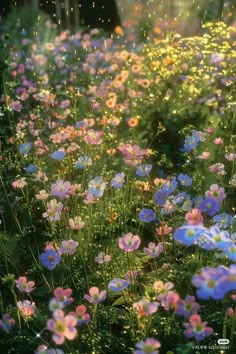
[128,117,138,127]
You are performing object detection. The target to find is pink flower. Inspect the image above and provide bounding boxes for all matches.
[68,216,85,230]
[69,305,90,325]
[59,240,79,255]
[42,199,63,221]
[119,232,141,252]
[54,287,74,306]
[156,222,172,236]
[185,208,203,225]
[198,151,211,159]
[143,242,163,257]
[51,180,72,199]
[95,252,111,263]
[209,163,226,175]
[84,287,107,304]
[118,144,146,166]
[153,281,174,301]
[161,291,180,310]
[16,276,35,293]
[183,314,213,341]
[12,177,27,189]
[133,299,159,317]
[225,153,236,161]
[207,127,214,134]
[47,309,77,344]
[17,300,36,317]
[84,129,103,144]
[36,190,49,200]
[205,184,225,202]
[214,137,223,145]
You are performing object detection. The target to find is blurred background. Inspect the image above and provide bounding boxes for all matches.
[0,0,236,36]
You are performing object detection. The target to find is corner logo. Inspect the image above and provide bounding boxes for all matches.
[217,339,229,345]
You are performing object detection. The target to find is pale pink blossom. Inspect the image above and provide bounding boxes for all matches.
[214,137,223,145]
[12,177,27,189]
[205,184,225,202]
[68,216,85,230]
[198,151,211,159]
[47,309,77,344]
[36,190,49,200]
[16,276,35,293]
[95,252,111,263]
[185,208,203,225]
[17,300,36,316]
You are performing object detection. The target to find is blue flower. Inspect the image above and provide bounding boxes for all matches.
[75,121,88,129]
[224,244,236,261]
[51,150,66,160]
[108,278,130,292]
[199,197,220,216]
[40,249,61,270]
[181,133,200,152]
[174,225,204,246]
[111,172,125,189]
[213,213,234,229]
[88,176,107,197]
[19,142,32,155]
[139,208,156,223]
[136,164,152,177]
[24,164,37,173]
[173,192,189,205]
[177,174,192,186]
[154,189,170,206]
[75,156,92,169]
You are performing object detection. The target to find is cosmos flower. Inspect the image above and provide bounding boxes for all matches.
[84,287,107,304]
[134,338,161,354]
[95,252,111,263]
[119,232,141,252]
[143,242,163,257]
[69,305,90,326]
[17,300,36,317]
[47,310,77,345]
[183,314,213,341]
[133,299,159,317]
[175,295,200,319]
[15,276,35,293]
[59,240,79,255]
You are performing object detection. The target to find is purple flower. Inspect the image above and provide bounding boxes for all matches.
[40,249,61,270]
[199,197,220,216]
[84,287,107,304]
[192,266,228,299]
[139,208,156,223]
[108,278,130,292]
[24,164,38,173]
[143,242,163,257]
[136,164,152,177]
[118,232,141,252]
[47,309,77,344]
[184,314,213,341]
[177,173,192,186]
[174,225,204,246]
[111,172,125,189]
[134,338,161,354]
[51,180,72,199]
[59,240,79,255]
[0,314,15,333]
[175,295,200,319]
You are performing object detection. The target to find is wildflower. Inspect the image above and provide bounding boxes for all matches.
[139,209,156,223]
[24,164,38,173]
[35,345,65,354]
[36,190,49,200]
[40,249,61,270]
[183,314,213,341]
[134,338,161,354]
[54,288,73,306]
[177,174,192,186]
[224,244,236,261]
[161,291,180,310]
[16,276,35,293]
[225,153,236,161]
[181,132,200,152]
[119,232,141,252]
[19,142,32,154]
[185,208,203,225]
[202,226,232,250]
[199,197,220,216]
[111,172,125,189]
[192,266,228,299]
[209,163,226,175]
[118,143,145,166]
[75,156,92,169]
[47,309,77,344]
[221,264,236,293]
[69,305,90,326]
[51,180,72,199]
[214,137,223,145]
[198,151,211,159]
[0,314,15,333]
[205,184,225,202]
[51,150,66,160]
[88,176,107,197]
[143,242,163,257]
[68,216,85,230]
[42,199,63,222]
[17,300,36,317]
[133,299,159,317]
[84,129,103,144]
[84,287,107,304]
[108,278,130,292]
[174,225,204,246]
[95,252,111,263]
[125,270,138,282]
[175,295,200,319]
[136,164,152,177]
[153,281,174,301]
[59,240,79,255]
[156,222,172,236]
[12,177,27,189]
